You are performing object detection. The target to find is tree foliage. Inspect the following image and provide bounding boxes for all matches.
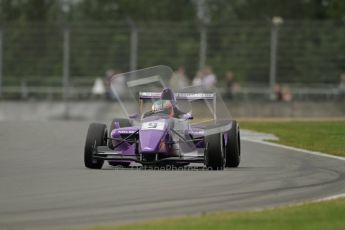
[2,0,345,23]
[1,0,345,84]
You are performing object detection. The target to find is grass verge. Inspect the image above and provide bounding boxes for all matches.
[77,198,345,230]
[240,120,345,157]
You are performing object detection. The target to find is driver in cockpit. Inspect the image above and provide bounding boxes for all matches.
[151,100,175,118]
[145,88,190,119]
[159,88,186,118]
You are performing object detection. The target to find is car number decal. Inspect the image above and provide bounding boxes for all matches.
[142,121,165,130]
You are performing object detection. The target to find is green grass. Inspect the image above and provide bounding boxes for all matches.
[77,198,345,230]
[240,121,345,157]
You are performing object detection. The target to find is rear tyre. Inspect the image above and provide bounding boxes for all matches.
[108,118,132,149]
[84,123,107,169]
[205,133,225,170]
[225,120,241,168]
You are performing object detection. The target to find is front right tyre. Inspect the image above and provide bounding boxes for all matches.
[84,123,107,169]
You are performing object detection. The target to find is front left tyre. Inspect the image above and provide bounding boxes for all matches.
[84,123,107,169]
[225,120,241,168]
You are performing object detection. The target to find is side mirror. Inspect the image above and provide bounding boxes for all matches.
[129,113,139,119]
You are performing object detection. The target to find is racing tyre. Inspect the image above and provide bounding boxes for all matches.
[84,123,107,169]
[225,120,241,168]
[205,133,225,170]
[108,118,132,149]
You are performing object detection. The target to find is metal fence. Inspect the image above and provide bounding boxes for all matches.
[0,20,344,100]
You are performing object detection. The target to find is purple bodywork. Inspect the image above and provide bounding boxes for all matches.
[108,114,209,165]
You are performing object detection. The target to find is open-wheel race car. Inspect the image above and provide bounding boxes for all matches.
[84,66,241,170]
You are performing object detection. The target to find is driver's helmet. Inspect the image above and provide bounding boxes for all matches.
[152,100,174,118]
[160,88,176,106]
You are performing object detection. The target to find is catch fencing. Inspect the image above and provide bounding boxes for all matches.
[0,20,344,100]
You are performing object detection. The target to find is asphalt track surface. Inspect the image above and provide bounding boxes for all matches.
[1,121,345,229]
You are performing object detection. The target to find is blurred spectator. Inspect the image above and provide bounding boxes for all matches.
[339,73,345,98]
[282,86,293,102]
[105,69,116,99]
[92,77,106,99]
[105,69,126,100]
[20,80,29,100]
[202,65,217,91]
[192,70,203,86]
[225,71,240,99]
[170,65,188,91]
[274,83,283,101]
[192,66,217,91]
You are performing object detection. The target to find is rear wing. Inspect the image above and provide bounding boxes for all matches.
[139,92,215,100]
[139,92,217,120]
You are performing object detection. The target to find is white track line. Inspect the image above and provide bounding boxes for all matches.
[315,192,345,202]
[243,138,345,203]
[248,192,345,213]
[242,138,345,161]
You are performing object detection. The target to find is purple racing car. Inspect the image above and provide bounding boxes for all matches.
[84,66,240,170]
